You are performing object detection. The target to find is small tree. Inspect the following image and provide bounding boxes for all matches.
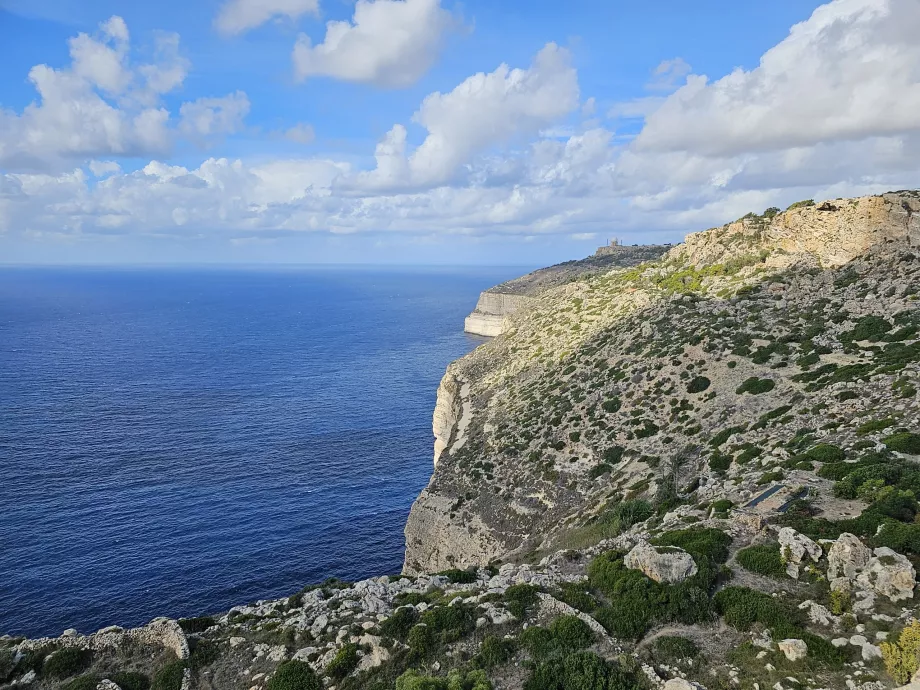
[882,621,920,684]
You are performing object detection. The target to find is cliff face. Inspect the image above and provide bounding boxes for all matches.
[463,244,670,336]
[405,191,920,575]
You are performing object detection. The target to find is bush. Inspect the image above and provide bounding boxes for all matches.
[439,568,478,584]
[882,621,920,684]
[651,636,699,663]
[380,606,420,640]
[477,635,516,668]
[805,444,844,463]
[188,639,220,671]
[549,615,595,650]
[788,199,815,210]
[266,661,322,690]
[64,675,100,690]
[505,584,540,619]
[603,446,624,463]
[43,648,92,679]
[735,544,787,578]
[0,649,14,683]
[326,643,359,680]
[687,376,711,394]
[109,672,151,690]
[152,662,187,690]
[602,398,622,413]
[554,581,598,613]
[524,651,639,690]
[177,616,215,634]
[884,433,920,454]
[848,316,892,342]
[588,463,612,480]
[396,669,491,690]
[652,527,731,565]
[714,587,802,631]
[736,377,775,395]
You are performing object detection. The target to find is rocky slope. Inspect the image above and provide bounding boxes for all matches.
[7,191,920,690]
[463,245,670,336]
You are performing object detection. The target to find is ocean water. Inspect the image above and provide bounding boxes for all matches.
[0,265,522,638]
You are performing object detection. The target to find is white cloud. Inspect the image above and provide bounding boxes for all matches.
[215,0,320,36]
[292,0,455,87]
[179,92,251,138]
[636,0,920,156]
[284,123,316,144]
[351,43,580,190]
[88,160,122,177]
[0,17,243,171]
[5,0,920,252]
[646,57,691,92]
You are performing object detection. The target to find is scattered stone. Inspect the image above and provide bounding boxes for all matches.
[778,639,807,662]
[624,542,698,584]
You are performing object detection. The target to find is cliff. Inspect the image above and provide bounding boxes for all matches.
[463,245,670,336]
[7,191,920,690]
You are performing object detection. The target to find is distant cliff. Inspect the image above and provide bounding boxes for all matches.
[463,244,671,336]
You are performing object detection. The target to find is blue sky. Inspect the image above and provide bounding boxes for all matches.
[1,0,919,264]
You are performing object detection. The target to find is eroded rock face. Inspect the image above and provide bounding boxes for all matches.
[828,533,872,582]
[778,527,822,579]
[856,547,917,602]
[624,542,698,584]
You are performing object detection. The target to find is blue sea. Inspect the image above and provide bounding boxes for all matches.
[0,265,522,639]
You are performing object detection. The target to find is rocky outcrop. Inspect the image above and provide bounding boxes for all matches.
[624,542,698,583]
[432,370,465,466]
[778,638,807,661]
[778,526,822,579]
[465,292,535,337]
[463,245,670,336]
[827,534,916,602]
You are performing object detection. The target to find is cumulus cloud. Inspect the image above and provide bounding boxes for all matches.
[292,0,455,87]
[351,43,580,190]
[215,0,320,36]
[0,17,245,171]
[636,0,920,156]
[5,0,920,250]
[179,92,251,139]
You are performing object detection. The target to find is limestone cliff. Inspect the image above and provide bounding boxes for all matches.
[405,190,920,575]
[463,244,670,336]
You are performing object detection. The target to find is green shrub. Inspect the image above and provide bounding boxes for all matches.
[736,377,775,395]
[407,624,437,660]
[708,453,731,472]
[588,463,612,479]
[524,651,639,690]
[266,661,322,690]
[477,635,516,668]
[714,587,802,631]
[884,433,920,454]
[652,527,731,564]
[43,648,92,679]
[380,607,420,640]
[651,636,699,663]
[64,675,100,690]
[687,376,711,394]
[152,662,187,690]
[603,446,624,463]
[736,544,787,578]
[787,199,815,210]
[549,615,595,650]
[757,470,784,485]
[805,444,844,463]
[177,616,215,634]
[0,649,14,683]
[505,584,540,619]
[882,621,920,684]
[438,568,478,584]
[602,398,622,413]
[848,316,892,342]
[396,669,491,690]
[326,643,359,680]
[554,581,598,613]
[109,671,151,690]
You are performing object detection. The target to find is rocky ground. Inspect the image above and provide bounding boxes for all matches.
[6,192,920,690]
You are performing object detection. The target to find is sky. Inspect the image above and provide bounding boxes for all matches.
[1,0,919,265]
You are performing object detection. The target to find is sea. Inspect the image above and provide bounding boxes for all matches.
[0,265,524,638]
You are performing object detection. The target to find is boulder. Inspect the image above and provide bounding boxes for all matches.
[664,680,705,690]
[856,547,916,602]
[778,527,822,579]
[827,533,871,581]
[778,638,808,662]
[624,542,698,584]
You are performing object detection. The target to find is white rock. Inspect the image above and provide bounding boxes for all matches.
[778,528,822,579]
[229,637,246,648]
[664,680,704,690]
[856,547,917,602]
[828,533,872,581]
[624,542,698,584]
[778,639,807,662]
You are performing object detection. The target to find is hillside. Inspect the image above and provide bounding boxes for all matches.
[5,191,920,690]
[464,245,670,336]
